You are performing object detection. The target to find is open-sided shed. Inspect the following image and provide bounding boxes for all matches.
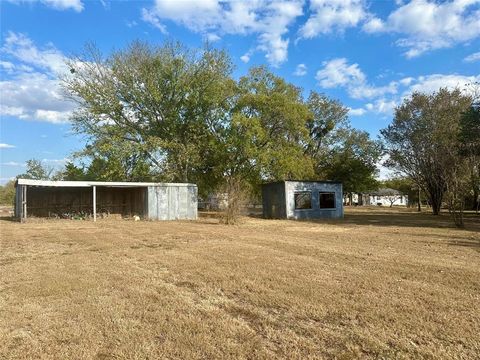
[15,179,197,222]
[262,180,343,220]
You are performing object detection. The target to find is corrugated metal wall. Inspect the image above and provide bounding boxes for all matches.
[147,185,197,220]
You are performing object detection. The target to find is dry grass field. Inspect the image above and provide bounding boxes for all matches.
[1,207,479,359]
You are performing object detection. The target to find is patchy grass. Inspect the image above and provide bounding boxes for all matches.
[1,207,479,359]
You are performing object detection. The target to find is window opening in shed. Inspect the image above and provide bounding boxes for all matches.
[294,192,312,209]
[319,192,336,209]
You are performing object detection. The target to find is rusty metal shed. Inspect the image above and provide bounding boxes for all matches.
[15,179,197,222]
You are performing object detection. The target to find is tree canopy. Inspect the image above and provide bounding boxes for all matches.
[62,40,381,213]
[381,88,473,217]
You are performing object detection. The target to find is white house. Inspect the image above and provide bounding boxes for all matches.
[353,188,408,207]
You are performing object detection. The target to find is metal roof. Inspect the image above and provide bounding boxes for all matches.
[367,188,403,196]
[16,179,196,188]
[262,180,342,186]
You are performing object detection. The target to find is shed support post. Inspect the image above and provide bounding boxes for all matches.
[22,185,27,223]
[93,186,96,222]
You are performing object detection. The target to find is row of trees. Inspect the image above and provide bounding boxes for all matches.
[56,41,381,221]
[3,41,476,225]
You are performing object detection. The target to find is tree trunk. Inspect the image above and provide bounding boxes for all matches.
[472,187,479,211]
[428,186,443,215]
[417,188,421,212]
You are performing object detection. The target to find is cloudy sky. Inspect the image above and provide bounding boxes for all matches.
[1,0,479,183]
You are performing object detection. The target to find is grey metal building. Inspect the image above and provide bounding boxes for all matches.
[262,180,343,220]
[15,179,197,221]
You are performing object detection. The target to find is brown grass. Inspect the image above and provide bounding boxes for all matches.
[1,207,479,359]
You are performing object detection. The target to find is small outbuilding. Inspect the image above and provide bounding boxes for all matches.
[15,179,197,222]
[262,180,343,220]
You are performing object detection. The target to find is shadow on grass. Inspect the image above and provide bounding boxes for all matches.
[447,239,480,250]
[341,211,478,231]
[256,207,480,232]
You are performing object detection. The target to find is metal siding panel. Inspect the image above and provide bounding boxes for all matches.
[167,186,177,220]
[147,187,157,220]
[185,185,197,220]
[177,186,188,219]
[148,185,198,221]
[158,187,168,220]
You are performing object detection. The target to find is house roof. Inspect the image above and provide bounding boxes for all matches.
[368,188,403,196]
[15,179,196,188]
[263,180,342,186]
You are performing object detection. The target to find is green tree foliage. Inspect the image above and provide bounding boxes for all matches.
[64,40,381,220]
[230,66,315,183]
[0,180,15,205]
[65,41,235,188]
[60,162,86,181]
[318,128,382,196]
[381,89,472,219]
[17,159,54,180]
[381,88,472,216]
[304,91,349,161]
[458,104,480,211]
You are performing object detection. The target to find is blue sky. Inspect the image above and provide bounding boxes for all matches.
[1,0,479,183]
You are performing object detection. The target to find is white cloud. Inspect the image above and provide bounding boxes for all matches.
[42,158,70,164]
[294,63,307,76]
[316,58,365,87]
[2,31,67,75]
[365,0,480,58]
[318,57,479,118]
[0,71,73,123]
[347,73,480,118]
[141,0,303,66]
[7,0,83,12]
[464,51,480,62]
[42,0,83,11]
[0,61,15,71]
[205,33,221,42]
[141,8,168,34]
[1,161,25,167]
[299,0,367,39]
[240,53,250,63]
[362,17,384,33]
[405,73,480,96]
[348,107,366,116]
[0,143,16,149]
[362,99,397,115]
[0,32,74,124]
[399,77,414,86]
[315,58,397,99]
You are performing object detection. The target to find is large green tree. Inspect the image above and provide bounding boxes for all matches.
[17,159,54,180]
[381,88,472,215]
[318,128,382,198]
[64,41,235,190]
[458,104,480,211]
[64,40,381,221]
